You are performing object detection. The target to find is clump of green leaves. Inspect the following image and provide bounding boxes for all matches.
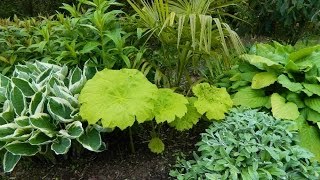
[0,61,106,172]
[79,68,232,153]
[216,42,320,160]
[170,108,320,179]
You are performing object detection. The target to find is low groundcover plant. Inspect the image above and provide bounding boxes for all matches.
[170,108,320,180]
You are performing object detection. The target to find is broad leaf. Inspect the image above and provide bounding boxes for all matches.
[298,118,320,161]
[153,89,188,124]
[10,86,27,116]
[240,54,282,70]
[5,141,39,156]
[233,87,269,108]
[11,77,35,97]
[305,108,320,123]
[59,121,84,139]
[170,97,201,131]
[148,137,164,154]
[286,92,305,108]
[192,83,232,120]
[47,97,74,123]
[29,131,52,145]
[3,151,21,172]
[277,74,303,92]
[29,113,56,137]
[251,72,277,89]
[77,127,102,152]
[29,92,45,115]
[51,137,71,155]
[303,83,320,96]
[271,93,299,120]
[305,98,320,114]
[79,69,158,130]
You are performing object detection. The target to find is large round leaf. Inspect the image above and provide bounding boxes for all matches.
[277,75,303,92]
[233,87,270,108]
[153,89,188,124]
[271,93,299,120]
[192,83,232,120]
[79,69,158,130]
[251,72,277,89]
[148,137,164,154]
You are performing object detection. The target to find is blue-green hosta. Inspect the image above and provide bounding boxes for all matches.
[79,69,232,153]
[216,42,320,161]
[0,61,106,172]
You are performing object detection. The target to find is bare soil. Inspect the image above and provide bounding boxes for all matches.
[1,123,209,180]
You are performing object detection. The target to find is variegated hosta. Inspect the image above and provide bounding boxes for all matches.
[0,61,106,172]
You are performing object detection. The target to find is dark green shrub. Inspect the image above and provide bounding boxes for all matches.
[239,0,320,45]
[170,108,320,179]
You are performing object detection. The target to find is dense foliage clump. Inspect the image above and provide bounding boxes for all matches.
[170,108,320,179]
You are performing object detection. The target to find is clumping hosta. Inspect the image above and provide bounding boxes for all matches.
[0,61,106,172]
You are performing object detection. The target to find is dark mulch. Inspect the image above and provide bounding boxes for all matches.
[1,123,209,180]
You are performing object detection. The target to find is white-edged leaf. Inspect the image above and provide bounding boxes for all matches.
[5,141,39,156]
[47,97,75,123]
[3,151,21,172]
[51,137,71,155]
[59,121,84,139]
[29,92,46,115]
[29,113,56,137]
[77,127,102,151]
[10,86,27,116]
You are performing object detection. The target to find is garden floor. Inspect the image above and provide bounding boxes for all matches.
[1,123,209,180]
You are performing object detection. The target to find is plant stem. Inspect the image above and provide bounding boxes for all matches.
[129,127,135,153]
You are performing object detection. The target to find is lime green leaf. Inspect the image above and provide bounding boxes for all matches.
[170,97,201,131]
[153,89,188,124]
[303,83,320,96]
[288,45,320,62]
[233,87,269,108]
[240,54,282,70]
[271,93,299,120]
[59,121,84,139]
[29,113,56,137]
[5,141,39,156]
[11,77,35,97]
[277,74,303,92]
[251,72,277,89]
[305,98,320,114]
[3,151,21,172]
[79,69,157,130]
[148,137,164,154]
[51,137,71,155]
[192,83,233,120]
[299,118,320,161]
[29,131,52,145]
[10,86,27,116]
[77,127,102,151]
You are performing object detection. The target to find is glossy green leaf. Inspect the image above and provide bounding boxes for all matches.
[80,41,100,54]
[277,74,303,92]
[303,83,320,96]
[3,151,21,173]
[10,86,27,116]
[251,72,277,89]
[271,93,299,120]
[240,54,282,70]
[29,113,56,137]
[59,121,84,139]
[29,92,45,115]
[11,77,35,97]
[233,87,269,108]
[51,137,71,155]
[192,83,233,120]
[47,97,74,123]
[5,141,39,156]
[305,98,320,114]
[77,127,102,151]
[29,131,52,145]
